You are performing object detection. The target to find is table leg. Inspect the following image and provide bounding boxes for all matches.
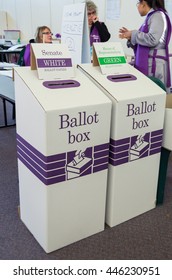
[2,98,8,126]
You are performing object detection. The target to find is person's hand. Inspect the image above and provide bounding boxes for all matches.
[119,27,132,40]
[92,16,99,23]
[119,27,129,34]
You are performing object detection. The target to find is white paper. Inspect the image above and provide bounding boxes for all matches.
[61,3,90,64]
[31,43,75,80]
[106,0,121,20]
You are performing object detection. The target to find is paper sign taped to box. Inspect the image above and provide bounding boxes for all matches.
[61,3,90,64]
[92,42,129,75]
[31,43,75,80]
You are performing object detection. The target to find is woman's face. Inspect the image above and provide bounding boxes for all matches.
[41,28,52,43]
[87,9,97,26]
[137,1,149,16]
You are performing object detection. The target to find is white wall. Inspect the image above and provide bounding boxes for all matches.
[0,0,171,54]
[0,0,74,41]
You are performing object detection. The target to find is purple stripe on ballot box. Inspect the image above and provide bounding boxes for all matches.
[150,141,162,150]
[17,134,109,185]
[37,58,72,68]
[93,144,109,173]
[110,143,130,153]
[151,129,163,136]
[139,150,149,159]
[109,128,163,167]
[80,166,92,177]
[94,149,109,159]
[151,135,163,143]
[109,157,128,166]
[110,137,130,146]
[149,147,161,155]
[17,134,65,163]
[18,153,66,185]
[94,157,108,166]
[17,140,66,170]
[93,163,109,173]
[17,147,66,178]
[109,150,129,160]
[94,143,109,152]
[149,130,163,155]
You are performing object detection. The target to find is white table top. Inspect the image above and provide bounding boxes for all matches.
[0,75,15,102]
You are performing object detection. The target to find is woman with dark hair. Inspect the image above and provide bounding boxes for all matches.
[119,0,171,91]
[23,26,53,66]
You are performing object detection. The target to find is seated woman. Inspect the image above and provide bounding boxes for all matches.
[24,26,53,66]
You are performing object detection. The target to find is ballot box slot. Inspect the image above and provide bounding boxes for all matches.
[107,74,137,82]
[43,80,80,89]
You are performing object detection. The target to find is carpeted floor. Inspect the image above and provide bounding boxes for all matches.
[0,100,172,260]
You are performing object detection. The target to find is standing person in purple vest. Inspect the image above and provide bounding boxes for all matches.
[119,0,171,92]
[85,1,111,47]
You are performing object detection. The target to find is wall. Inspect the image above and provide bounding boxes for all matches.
[0,0,171,55]
[0,0,74,42]
[0,10,7,38]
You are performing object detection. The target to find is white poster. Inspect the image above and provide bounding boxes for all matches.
[61,3,90,65]
[106,0,121,20]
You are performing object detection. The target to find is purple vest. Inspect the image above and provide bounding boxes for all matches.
[23,44,31,66]
[134,9,171,87]
[90,26,101,46]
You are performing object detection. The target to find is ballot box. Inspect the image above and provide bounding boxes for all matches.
[14,66,111,253]
[78,59,166,227]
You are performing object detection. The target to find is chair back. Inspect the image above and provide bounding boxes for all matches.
[148,76,166,91]
[17,46,26,66]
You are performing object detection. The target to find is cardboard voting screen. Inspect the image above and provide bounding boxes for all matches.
[31,43,75,80]
[93,42,129,74]
[61,3,90,65]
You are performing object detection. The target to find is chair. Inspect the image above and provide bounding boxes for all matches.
[148,76,170,205]
[148,76,166,91]
[0,75,15,127]
[29,38,35,43]
[17,46,26,66]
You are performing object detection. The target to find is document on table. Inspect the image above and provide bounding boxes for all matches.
[0,62,19,69]
[7,44,25,51]
[0,69,13,78]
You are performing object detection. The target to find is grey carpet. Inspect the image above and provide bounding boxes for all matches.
[0,100,172,260]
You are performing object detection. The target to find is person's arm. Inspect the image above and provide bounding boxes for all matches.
[119,27,134,48]
[93,21,111,42]
[131,12,165,47]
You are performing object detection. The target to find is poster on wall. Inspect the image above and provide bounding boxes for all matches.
[61,3,90,65]
[106,0,121,20]
[0,11,7,42]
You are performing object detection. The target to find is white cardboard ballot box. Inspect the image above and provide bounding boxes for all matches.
[14,67,111,253]
[78,63,166,227]
[162,94,172,151]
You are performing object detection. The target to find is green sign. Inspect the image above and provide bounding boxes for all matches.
[98,56,126,65]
